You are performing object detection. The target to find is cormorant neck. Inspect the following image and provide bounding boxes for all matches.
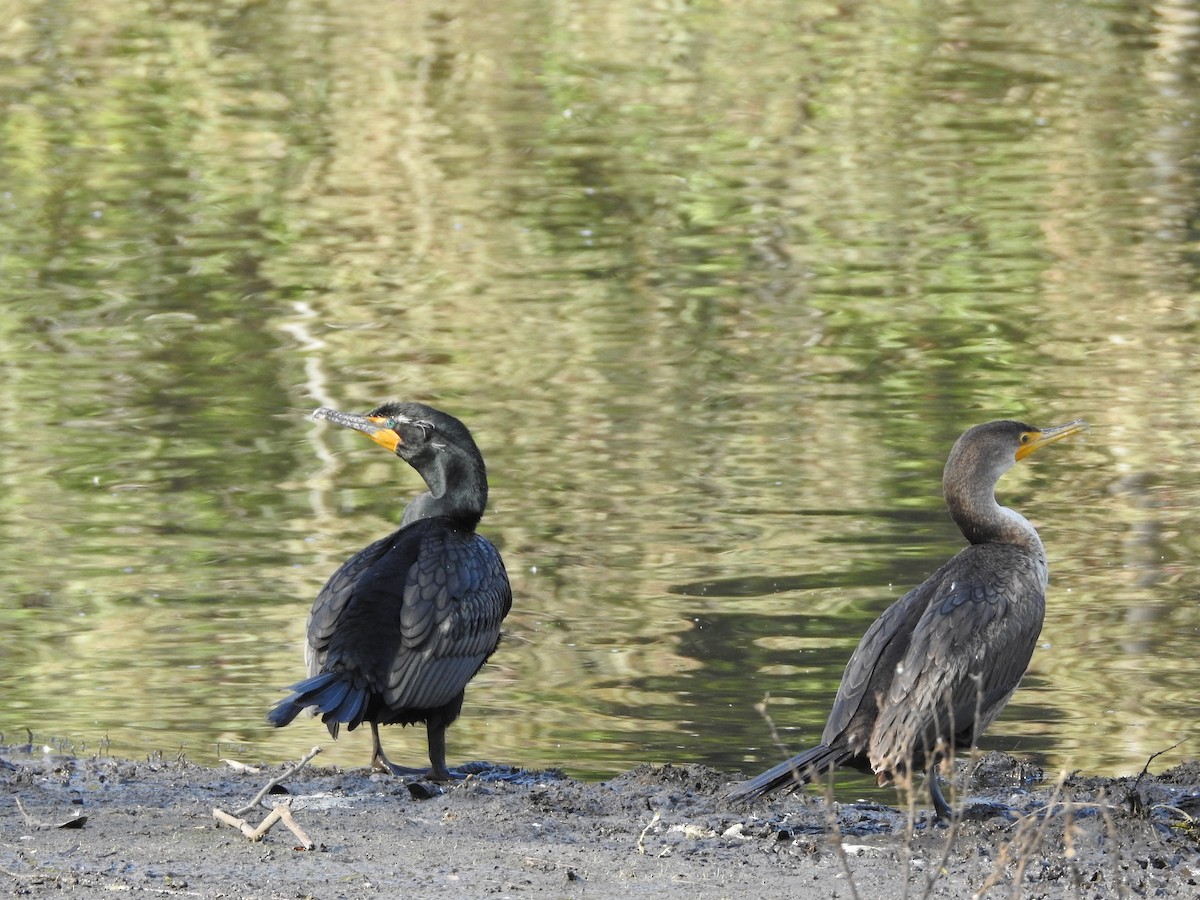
[400,451,487,530]
[944,470,1042,552]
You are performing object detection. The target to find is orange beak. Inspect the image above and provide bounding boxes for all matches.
[1015,419,1089,461]
[312,407,401,453]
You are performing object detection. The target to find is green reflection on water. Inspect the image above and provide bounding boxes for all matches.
[0,0,1198,785]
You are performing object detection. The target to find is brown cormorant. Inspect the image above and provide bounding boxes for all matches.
[727,419,1088,818]
[269,402,512,781]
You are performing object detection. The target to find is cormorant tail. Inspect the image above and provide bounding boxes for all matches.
[267,671,368,735]
[726,743,851,803]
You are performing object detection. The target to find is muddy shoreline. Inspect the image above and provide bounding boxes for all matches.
[2,744,1197,899]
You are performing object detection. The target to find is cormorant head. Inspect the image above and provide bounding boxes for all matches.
[312,401,489,524]
[948,419,1088,479]
[942,418,1088,546]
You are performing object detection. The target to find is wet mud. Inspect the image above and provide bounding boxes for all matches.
[2,743,1197,898]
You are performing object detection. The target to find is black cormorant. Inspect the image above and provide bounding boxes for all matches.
[269,402,512,781]
[727,419,1088,818]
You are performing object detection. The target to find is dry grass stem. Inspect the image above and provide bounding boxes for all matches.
[756,694,862,900]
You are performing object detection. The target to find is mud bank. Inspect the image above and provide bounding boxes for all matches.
[2,745,1198,898]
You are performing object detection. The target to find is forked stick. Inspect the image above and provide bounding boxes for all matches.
[212,747,323,848]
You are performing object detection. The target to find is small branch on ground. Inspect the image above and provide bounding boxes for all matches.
[1134,739,1187,786]
[219,758,262,774]
[235,746,322,817]
[213,798,315,849]
[636,811,661,855]
[1128,739,1187,816]
[211,747,323,849]
[15,797,87,830]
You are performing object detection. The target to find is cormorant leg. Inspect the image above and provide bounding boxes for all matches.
[928,771,953,822]
[426,722,453,782]
[369,722,423,777]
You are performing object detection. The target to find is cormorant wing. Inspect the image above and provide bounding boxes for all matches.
[821,575,935,750]
[305,519,512,711]
[870,547,1045,763]
[304,530,400,677]
[385,524,512,709]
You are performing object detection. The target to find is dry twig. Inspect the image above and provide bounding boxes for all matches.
[219,758,262,774]
[15,797,87,830]
[212,798,315,849]
[211,746,323,848]
[1128,739,1187,815]
[636,811,661,855]
[235,745,321,817]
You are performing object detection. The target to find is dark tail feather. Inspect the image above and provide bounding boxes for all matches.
[267,672,369,735]
[726,743,851,803]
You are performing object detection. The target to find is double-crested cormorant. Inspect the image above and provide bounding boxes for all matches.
[728,419,1088,818]
[268,402,512,781]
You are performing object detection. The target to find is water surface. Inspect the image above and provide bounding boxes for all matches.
[0,0,1197,791]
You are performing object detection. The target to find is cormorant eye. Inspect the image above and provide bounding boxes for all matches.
[1020,433,1032,445]
[385,418,398,430]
